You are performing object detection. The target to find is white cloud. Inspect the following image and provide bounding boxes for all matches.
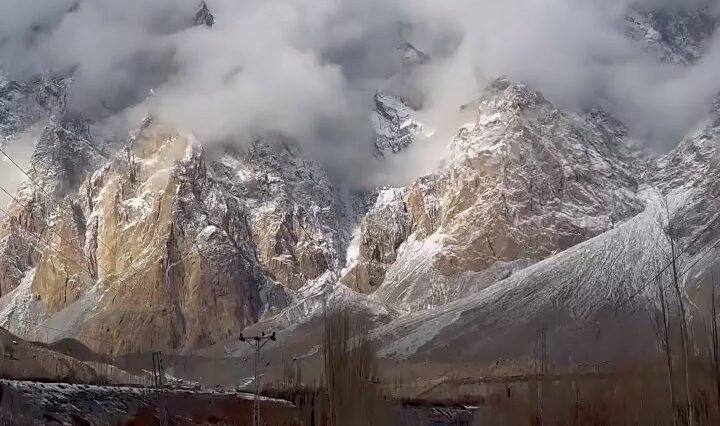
[1,0,720,188]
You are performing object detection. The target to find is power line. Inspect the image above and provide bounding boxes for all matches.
[675,234,720,285]
[0,203,97,291]
[0,199,199,353]
[524,213,720,339]
[0,142,209,351]
[0,136,268,358]
[0,204,120,347]
[615,211,720,311]
[0,185,89,268]
[53,123,112,163]
[0,144,148,284]
[239,331,277,426]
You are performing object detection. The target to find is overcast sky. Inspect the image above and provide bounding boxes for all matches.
[1,0,720,188]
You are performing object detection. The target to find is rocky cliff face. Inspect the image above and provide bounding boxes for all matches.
[222,138,346,291]
[0,74,67,137]
[626,8,716,64]
[0,3,719,362]
[374,102,720,364]
[194,1,215,28]
[0,76,347,353]
[371,92,425,157]
[344,79,645,311]
[0,78,104,302]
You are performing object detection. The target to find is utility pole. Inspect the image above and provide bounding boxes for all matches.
[152,351,166,389]
[239,331,276,426]
[538,327,548,424]
[151,351,168,426]
[540,328,548,377]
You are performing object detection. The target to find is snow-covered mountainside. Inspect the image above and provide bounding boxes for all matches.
[344,78,645,311]
[0,3,719,366]
[373,106,720,364]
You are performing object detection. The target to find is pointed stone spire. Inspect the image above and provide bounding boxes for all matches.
[194,1,215,28]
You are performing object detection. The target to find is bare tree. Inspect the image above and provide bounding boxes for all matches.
[709,271,720,416]
[654,273,677,426]
[322,301,393,426]
[659,196,693,426]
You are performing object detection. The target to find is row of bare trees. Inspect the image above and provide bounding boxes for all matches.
[652,197,720,426]
[272,195,720,425]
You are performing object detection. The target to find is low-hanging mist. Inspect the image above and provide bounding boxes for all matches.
[2,0,720,188]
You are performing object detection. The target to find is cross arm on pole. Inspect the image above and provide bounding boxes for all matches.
[238,331,277,426]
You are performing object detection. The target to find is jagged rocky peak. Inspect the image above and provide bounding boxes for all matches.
[0,74,68,138]
[341,187,411,293]
[29,113,106,199]
[345,78,645,311]
[84,126,266,350]
[371,92,425,156]
[626,7,717,64]
[402,42,429,67]
[22,121,290,352]
[651,94,720,194]
[375,90,720,367]
[460,77,546,114]
[370,40,429,157]
[211,138,341,291]
[0,82,100,300]
[194,1,215,27]
[0,112,357,352]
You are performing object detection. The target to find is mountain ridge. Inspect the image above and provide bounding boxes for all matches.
[0,3,718,367]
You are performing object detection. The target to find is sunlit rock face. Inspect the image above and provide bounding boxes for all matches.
[0,98,356,352]
[0,3,719,363]
[345,79,644,311]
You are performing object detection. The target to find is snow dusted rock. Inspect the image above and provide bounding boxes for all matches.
[216,137,346,291]
[30,113,106,198]
[342,187,411,293]
[648,99,720,254]
[0,72,348,353]
[0,110,354,353]
[194,1,215,27]
[67,123,290,352]
[0,102,102,300]
[374,174,720,364]
[371,41,429,157]
[0,74,67,138]
[347,78,645,312]
[371,92,425,156]
[373,94,720,365]
[359,6,719,315]
[626,8,717,64]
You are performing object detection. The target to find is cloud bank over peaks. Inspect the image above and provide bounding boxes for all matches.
[1,0,720,188]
